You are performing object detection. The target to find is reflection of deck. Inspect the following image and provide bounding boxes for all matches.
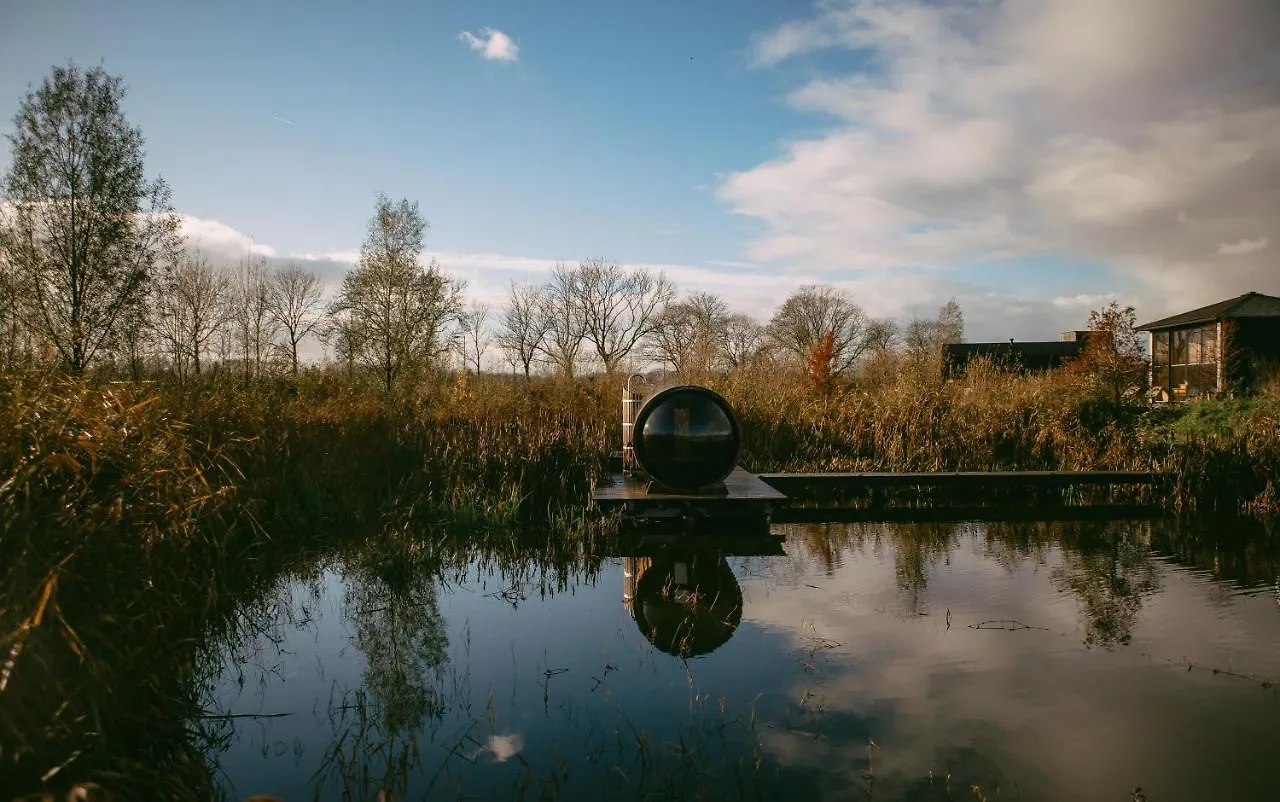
[592,466,786,520]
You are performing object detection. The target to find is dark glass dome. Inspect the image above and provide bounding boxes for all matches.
[630,552,743,658]
[633,386,741,491]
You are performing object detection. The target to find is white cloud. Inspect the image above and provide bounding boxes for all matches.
[179,215,1111,343]
[726,0,1280,313]
[1217,237,1268,256]
[458,28,519,62]
[178,214,277,258]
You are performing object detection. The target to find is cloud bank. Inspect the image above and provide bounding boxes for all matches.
[724,0,1280,319]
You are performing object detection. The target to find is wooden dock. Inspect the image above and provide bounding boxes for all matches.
[592,466,786,521]
[758,470,1163,496]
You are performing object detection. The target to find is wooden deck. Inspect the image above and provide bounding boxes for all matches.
[593,466,786,520]
[758,470,1163,495]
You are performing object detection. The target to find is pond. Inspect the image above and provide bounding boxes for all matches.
[205,519,1280,801]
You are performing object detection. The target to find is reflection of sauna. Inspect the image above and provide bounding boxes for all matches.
[622,552,744,658]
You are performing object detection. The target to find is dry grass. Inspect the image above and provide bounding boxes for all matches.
[1,361,1278,797]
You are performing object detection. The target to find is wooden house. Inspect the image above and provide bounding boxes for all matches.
[1137,291,1280,400]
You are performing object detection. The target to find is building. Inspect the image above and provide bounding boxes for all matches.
[1137,291,1280,400]
[942,331,1097,380]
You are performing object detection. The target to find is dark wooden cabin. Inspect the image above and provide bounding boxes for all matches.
[1138,291,1280,400]
[942,332,1096,380]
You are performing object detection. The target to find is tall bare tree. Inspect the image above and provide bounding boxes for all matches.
[230,253,278,379]
[723,313,764,369]
[495,281,551,379]
[541,262,586,378]
[265,262,325,374]
[768,285,880,376]
[454,302,491,374]
[576,258,674,375]
[646,292,730,377]
[157,249,230,376]
[331,194,464,393]
[0,64,180,373]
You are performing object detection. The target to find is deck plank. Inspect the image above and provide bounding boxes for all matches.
[757,471,1162,492]
[593,466,786,504]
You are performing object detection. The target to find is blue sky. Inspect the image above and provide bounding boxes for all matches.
[2,0,1277,342]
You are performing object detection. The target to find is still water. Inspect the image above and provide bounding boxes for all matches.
[205,520,1280,801]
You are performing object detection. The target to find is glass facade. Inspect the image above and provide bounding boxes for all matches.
[1151,323,1219,399]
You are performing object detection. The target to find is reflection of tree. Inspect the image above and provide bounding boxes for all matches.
[1151,517,1280,589]
[310,534,452,800]
[346,568,449,735]
[785,519,1171,643]
[1051,522,1160,648]
[788,522,962,610]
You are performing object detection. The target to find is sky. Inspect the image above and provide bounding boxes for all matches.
[2,0,1278,349]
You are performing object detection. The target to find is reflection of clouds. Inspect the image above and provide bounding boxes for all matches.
[736,522,1280,799]
[482,733,524,763]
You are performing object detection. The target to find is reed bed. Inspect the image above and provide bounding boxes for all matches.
[710,357,1280,515]
[1,361,1278,798]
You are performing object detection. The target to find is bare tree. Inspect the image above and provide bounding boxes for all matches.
[454,302,491,374]
[229,253,278,379]
[723,313,764,370]
[331,194,465,393]
[541,262,586,378]
[645,292,730,377]
[158,249,231,376]
[768,285,879,376]
[265,262,325,374]
[577,258,674,375]
[905,299,963,359]
[496,281,551,379]
[0,64,180,373]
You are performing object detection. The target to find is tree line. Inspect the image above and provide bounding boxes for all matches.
[0,64,968,390]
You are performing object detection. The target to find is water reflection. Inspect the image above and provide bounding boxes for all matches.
[5,519,1280,800]
[622,552,744,658]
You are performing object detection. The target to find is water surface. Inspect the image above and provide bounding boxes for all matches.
[206,519,1280,801]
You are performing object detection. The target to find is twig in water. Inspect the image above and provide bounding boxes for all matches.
[968,619,1047,631]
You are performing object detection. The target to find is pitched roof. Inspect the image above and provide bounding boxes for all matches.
[1137,292,1280,331]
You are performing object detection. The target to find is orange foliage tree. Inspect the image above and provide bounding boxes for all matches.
[805,330,836,393]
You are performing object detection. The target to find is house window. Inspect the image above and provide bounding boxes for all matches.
[1153,331,1169,363]
[1167,323,1218,397]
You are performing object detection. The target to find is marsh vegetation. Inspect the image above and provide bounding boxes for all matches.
[4,62,1280,801]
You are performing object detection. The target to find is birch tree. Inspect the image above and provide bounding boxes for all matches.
[331,194,464,393]
[0,63,180,373]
